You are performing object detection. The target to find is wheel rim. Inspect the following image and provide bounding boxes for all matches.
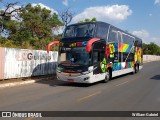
[105,71,110,81]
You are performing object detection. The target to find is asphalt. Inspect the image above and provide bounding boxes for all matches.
[0,61,160,120]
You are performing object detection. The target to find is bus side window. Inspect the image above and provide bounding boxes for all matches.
[93,51,99,64]
[108,27,118,43]
[130,53,134,61]
[93,50,104,64]
[97,24,108,40]
[118,32,122,42]
[123,53,127,62]
[137,40,142,47]
[122,34,134,45]
[100,51,105,61]
[135,40,138,46]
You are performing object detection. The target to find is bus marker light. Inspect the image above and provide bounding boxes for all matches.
[83,41,88,46]
[76,42,83,46]
[69,43,76,47]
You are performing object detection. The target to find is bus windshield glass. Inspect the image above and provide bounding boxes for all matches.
[59,47,91,66]
[62,24,95,38]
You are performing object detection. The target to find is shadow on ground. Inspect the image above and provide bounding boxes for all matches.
[150,75,160,80]
[34,72,138,88]
[35,76,99,88]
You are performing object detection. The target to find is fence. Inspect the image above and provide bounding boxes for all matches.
[0,47,58,80]
[0,47,160,80]
[143,55,160,62]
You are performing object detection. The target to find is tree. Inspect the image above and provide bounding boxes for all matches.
[91,17,97,22]
[0,3,63,50]
[0,2,21,35]
[60,8,74,27]
[143,42,160,55]
[78,17,97,23]
[11,4,63,49]
[148,42,160,55]
[143,43,150,54]
[85,18,90,22]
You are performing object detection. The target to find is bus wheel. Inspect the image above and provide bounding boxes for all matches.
[133,65,139,74]
[137,64,139,72]
[103,69,111,83]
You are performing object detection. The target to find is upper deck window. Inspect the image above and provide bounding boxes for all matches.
[135,39,142,47]
[122,34,135,45]
[62,24,95,38]
[108,27,118,42]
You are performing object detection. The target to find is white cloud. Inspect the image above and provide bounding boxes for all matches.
[151,37,160,45]
[52,26,65,35]
[132,29,160,45]
[32,3,58,14]
[72,5,132,24]
[154,0,160,5]
[149,13,152,17]
[62,0,68,6]
[132,29,150,40]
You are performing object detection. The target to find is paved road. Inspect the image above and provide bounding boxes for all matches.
[0,61,160,120]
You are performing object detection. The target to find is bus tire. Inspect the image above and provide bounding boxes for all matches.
[103,69,111,83]
[137,64,139,72]
[133,64,139,74]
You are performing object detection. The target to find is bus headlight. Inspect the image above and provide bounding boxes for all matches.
[81,71,89,75]
[56,69,61,73]
[81,69,93,75]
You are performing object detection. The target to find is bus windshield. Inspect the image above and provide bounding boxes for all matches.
[62,24,95,38]
[59,47,91,66]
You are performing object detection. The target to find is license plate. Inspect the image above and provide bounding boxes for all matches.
[67,79,74,82]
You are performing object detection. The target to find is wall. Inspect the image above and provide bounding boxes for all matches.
[0,47,160,80]
[143,55,160,62]
[0,47,58,79]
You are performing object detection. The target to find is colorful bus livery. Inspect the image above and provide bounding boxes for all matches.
[106,42,142,71]
[47,21,143,83]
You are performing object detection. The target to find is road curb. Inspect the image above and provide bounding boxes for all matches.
[0,79,41,89]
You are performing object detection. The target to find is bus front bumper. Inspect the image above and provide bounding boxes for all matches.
[56,72,92,83]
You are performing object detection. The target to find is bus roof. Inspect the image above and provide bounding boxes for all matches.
[67,21,142,42]
[67,21,109,27]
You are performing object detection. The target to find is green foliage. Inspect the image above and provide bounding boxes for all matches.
[91,17,97,22]
[0,36,7,46]
[85,18,90,22]
[79,17,97,23]
[0,3,63,50]
[78,20,83,23]
[0,36,16,48]
[143,42,160,55]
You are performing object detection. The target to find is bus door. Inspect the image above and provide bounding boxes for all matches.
[92,41,106,75]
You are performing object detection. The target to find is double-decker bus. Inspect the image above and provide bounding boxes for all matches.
[47,21,143,83]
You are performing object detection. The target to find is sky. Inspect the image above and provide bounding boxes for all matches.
[0,0,160,45]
